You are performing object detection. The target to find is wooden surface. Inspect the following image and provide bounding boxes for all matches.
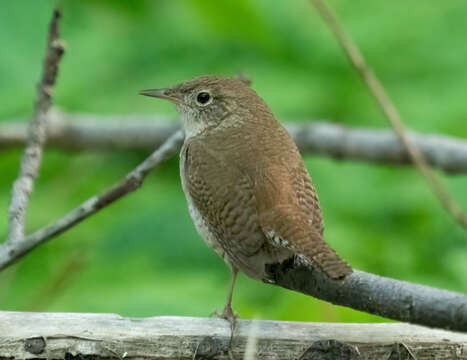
[0,311,466,359]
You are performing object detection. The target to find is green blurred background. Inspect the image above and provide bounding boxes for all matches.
[1,0,466,322]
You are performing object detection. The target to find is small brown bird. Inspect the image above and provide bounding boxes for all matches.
[141,75,351,320]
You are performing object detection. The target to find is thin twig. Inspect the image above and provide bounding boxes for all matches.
[7,9,66,242]
[2,111,467,174]
[0,130,184,270]
[310,0,467,229]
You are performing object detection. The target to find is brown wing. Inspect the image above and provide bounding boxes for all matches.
[254,159,352,280]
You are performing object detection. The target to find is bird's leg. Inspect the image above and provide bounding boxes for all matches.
[213,267,238,352]
[220,267,238,322]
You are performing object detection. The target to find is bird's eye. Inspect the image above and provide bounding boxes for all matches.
[196,91,211,105]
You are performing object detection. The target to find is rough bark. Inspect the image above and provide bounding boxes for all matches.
[0,311,466,360]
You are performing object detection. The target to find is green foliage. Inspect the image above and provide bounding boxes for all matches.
[0,0,466,322]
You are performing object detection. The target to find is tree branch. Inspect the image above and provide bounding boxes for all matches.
[1,312,466,359]
[2,110,467,174]
[0,130,184,270]
[7,10,65,242]
[267,257,467,332]
[310,0,467,229]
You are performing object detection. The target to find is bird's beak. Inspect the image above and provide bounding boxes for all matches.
[139,88,171,100]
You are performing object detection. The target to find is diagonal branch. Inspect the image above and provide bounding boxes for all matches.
[2,111,467,174]
[0,130,184,270]
[7,10,65,242]
[310,0,467,229]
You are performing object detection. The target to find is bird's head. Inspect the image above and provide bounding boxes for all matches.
[140,75,265,138]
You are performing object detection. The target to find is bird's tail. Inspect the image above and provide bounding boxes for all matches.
[303,238,352,279]
[260,209,352,280]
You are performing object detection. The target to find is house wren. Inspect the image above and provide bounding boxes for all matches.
[141,75,352,319]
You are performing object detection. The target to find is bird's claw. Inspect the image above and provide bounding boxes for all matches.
[212,305,238,348]
[214,304,237,322]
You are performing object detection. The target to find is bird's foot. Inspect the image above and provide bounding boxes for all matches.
[212,304,238,350]
[217,304,238,326]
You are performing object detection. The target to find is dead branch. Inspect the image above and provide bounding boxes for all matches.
[7,10,65,242]
[2,110,467,174]
[310,0,467,229]
[0,130,184,270]
[1,312,466,359]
